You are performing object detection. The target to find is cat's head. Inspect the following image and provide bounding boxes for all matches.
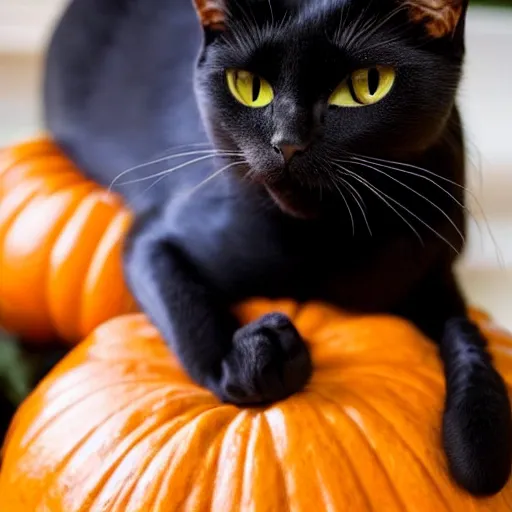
[192,0,468,217]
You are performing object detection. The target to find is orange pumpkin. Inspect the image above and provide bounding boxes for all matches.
[0,139,136,343]
[1,300,511,511]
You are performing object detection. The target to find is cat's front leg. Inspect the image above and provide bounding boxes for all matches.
[124,216,312,405]
[402,271,512,496]
[440,317,512,495]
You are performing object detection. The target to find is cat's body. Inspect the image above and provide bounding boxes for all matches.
[46,0,464,313]
[44,0,512,496]
[45,0,204,203]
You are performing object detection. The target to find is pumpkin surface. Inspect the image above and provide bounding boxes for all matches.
[1,300,512,511]
[0,139,136,343]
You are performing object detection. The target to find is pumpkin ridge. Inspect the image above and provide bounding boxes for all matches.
[312,389,408,512]
[0,138,57,174]
[263,397,362,511]
[343,388,453,512]
[307,330,435,369]
[152,407,237,510]
[54,386,212,512]
[32,383,172,510]
[0,180,41,226]
[0,184,42,327]
[0,159,62,194]
[1,361,111,447]
[211,411,253,512]
[263,408,295,511]
[48,189,123,341]
[18,376,176,453]
[141,405,230,511]
[306,398,373,511]
[181,417,235,511]
[354,379,443,434]
[1,162,79,195]
[351,364,444,382]
[256,413,291,512]
[41,183,105,333]
[105,404,220,511]
[338,367,444,400]
[0,183,97,339]
[99,420,182,512]
[79,210,133,339]
[42,360,132,400]
[0,172,92,231]
[311,365,443,390]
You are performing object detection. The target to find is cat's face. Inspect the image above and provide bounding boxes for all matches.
[193,0,467,217]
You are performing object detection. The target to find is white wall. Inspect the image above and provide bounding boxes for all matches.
[0,0,67,53]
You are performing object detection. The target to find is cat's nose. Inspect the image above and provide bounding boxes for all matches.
[272,142,309,163]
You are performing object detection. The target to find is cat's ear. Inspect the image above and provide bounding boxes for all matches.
[404,0,468,38]
[192,0,227,33]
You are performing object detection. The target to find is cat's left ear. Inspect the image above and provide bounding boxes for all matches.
[404,0,469,38]
[192,0,227,33]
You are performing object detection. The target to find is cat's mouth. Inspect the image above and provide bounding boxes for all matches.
[264,181,320,219]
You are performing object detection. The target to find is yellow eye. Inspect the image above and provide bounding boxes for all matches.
[226,69,274,108]
[329,66,395,107]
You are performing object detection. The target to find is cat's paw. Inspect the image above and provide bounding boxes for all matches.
[443,365,512,496]
[214,313,312,405]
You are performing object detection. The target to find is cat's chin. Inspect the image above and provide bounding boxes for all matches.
[264,183,320,219]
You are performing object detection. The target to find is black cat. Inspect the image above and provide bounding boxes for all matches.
[44,0,512,495]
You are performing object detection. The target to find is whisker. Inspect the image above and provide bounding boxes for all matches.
[136,142,215,164]
[278,11,291,33]
[339,3,369,48]
[342,158,466,244]
[182,160,248,198]
[267,0,274,27]
[351,169,459,254]
[344,169,424,245]
[343,150,483,222]
[342,180,372,235]
[230,1,263,48]
[344,152,468,191]
[343,152,505,266]
[318,154,370,233]
[115,153,242,187]
[346,155,465,209]
[140,159,247,200]
[342,176,367,211]
[330,177,355,235]
[358,33,407,52]
[108,149,240,191]
[333,165,372,235]
[345,152,503,258]
[349,4,407,50]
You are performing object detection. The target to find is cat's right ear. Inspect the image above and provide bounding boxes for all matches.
[402,0,469,39]
[192,0,227,35]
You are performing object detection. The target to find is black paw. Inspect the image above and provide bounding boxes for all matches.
[442,320,512,495]
[213,313,312,405]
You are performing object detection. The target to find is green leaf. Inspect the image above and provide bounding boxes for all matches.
[0,331,36,406]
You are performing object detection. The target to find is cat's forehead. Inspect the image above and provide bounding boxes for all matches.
[232,0,397,46]
[268,0,352,11]
[221,0,401,66]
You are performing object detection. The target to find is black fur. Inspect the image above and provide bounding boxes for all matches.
[44,0,511,495]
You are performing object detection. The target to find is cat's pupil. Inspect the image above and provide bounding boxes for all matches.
[252,77,261,101]
[368,68,380,96]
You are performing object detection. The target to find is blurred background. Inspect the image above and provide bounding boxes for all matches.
[0,0,511,329]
